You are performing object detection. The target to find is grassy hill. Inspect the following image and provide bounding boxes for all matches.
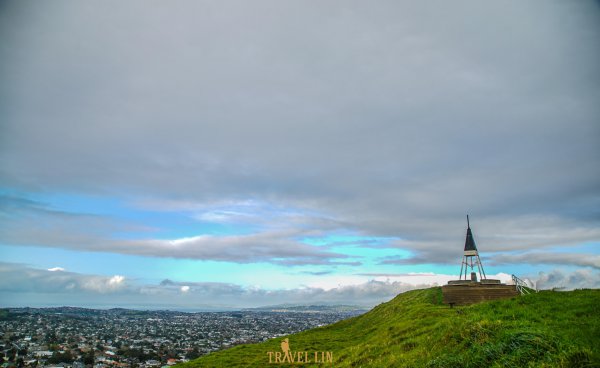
[178,287,600,367]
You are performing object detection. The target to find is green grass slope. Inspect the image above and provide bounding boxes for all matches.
[178,288,600,367]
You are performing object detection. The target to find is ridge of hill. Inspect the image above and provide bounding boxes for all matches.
[243,304,368,313]
[178,287,600,367]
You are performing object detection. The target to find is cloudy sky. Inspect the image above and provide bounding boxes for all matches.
[1,1,599,309]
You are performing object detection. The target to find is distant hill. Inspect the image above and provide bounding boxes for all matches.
[243,304,368,313]
[178,287,600,367]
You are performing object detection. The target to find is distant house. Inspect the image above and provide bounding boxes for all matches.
[145,359,161,367]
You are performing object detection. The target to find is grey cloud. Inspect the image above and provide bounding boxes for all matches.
[357,272,436,277]
[488,252,600,270]
[153,280,418,308]
[275,259,362,267]
[6,228,353,266]
[300,271,334,276]
[378,216,600,266]
[159,279,176,286]
[0,194,143,246]
[0,194,353,265]
[379,254,439,266]
[144,280,246,297]
[119,232,353,265]
[0,262,127,294]
[532,269,600,290]
[3,263,596,309]
[124,279,424,307]
[0,263,426,308]
[0,1,599,266]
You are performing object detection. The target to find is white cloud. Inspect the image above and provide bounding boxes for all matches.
[77,275,127,293]
[180,285,190,293]
[47,267,65,272]
[109,275,125,285]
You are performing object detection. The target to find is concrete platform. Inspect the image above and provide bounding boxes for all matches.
[442,282,519,306]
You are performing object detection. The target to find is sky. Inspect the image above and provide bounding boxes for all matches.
[1,0,599,310]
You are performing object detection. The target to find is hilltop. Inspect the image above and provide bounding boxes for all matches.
[178,287,600,367]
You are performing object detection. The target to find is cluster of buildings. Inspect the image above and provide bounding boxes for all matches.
[0,307,360,368]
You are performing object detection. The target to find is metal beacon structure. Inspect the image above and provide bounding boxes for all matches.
[442,216,519,306]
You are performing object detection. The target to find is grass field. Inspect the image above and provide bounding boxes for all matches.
[178,287,600,367]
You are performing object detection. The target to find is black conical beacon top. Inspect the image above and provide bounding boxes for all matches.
[464,215,478,252]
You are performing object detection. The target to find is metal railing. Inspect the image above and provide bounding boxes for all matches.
[512,274,536,295]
